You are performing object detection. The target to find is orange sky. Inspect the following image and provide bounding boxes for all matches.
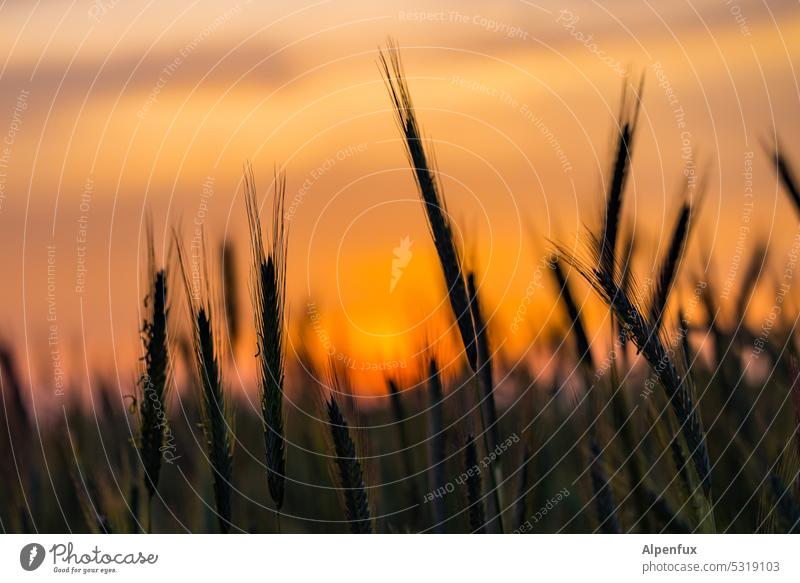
[0,0,798,402]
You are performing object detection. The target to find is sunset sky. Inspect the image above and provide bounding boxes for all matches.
[0,0,798,401]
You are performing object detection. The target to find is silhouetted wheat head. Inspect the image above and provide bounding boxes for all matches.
[554,73,715,531]
[138,222,171,503]
[176,233,234,533]
[325,384,372,534]
[379,39,477,372]
[599,74,644,280]
[648,184,697,335]
[7,40,800,538]
[559,237,712,500]
[244,163,288,513]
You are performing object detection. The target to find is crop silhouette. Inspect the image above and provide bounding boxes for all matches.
[1,42,799,535]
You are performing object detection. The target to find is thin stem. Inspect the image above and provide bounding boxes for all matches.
[474,375,505,533]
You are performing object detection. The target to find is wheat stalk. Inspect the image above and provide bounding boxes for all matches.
[513,447,532,531]
[552,85,708,499]
[137,222,170,514]
[65,439,113,534]
[464,434,486,533]
[599,75,644,280]
[175,233,234,534]
[550,256,594,370]
[557,238,714,529]
[244,163,288,517]
[648,196,693,334]
[552,255,628,531]
[465,270,505,532]
[426,356,446,533]
[467,271,500,452]
[326,392,372,533]
[379,39,477,371]
[220,239,240,349]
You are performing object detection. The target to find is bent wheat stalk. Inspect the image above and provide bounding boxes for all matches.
[379,40,477,371]
[558,240,715,531]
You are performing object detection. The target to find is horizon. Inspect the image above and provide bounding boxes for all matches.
[1,0,798,401]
